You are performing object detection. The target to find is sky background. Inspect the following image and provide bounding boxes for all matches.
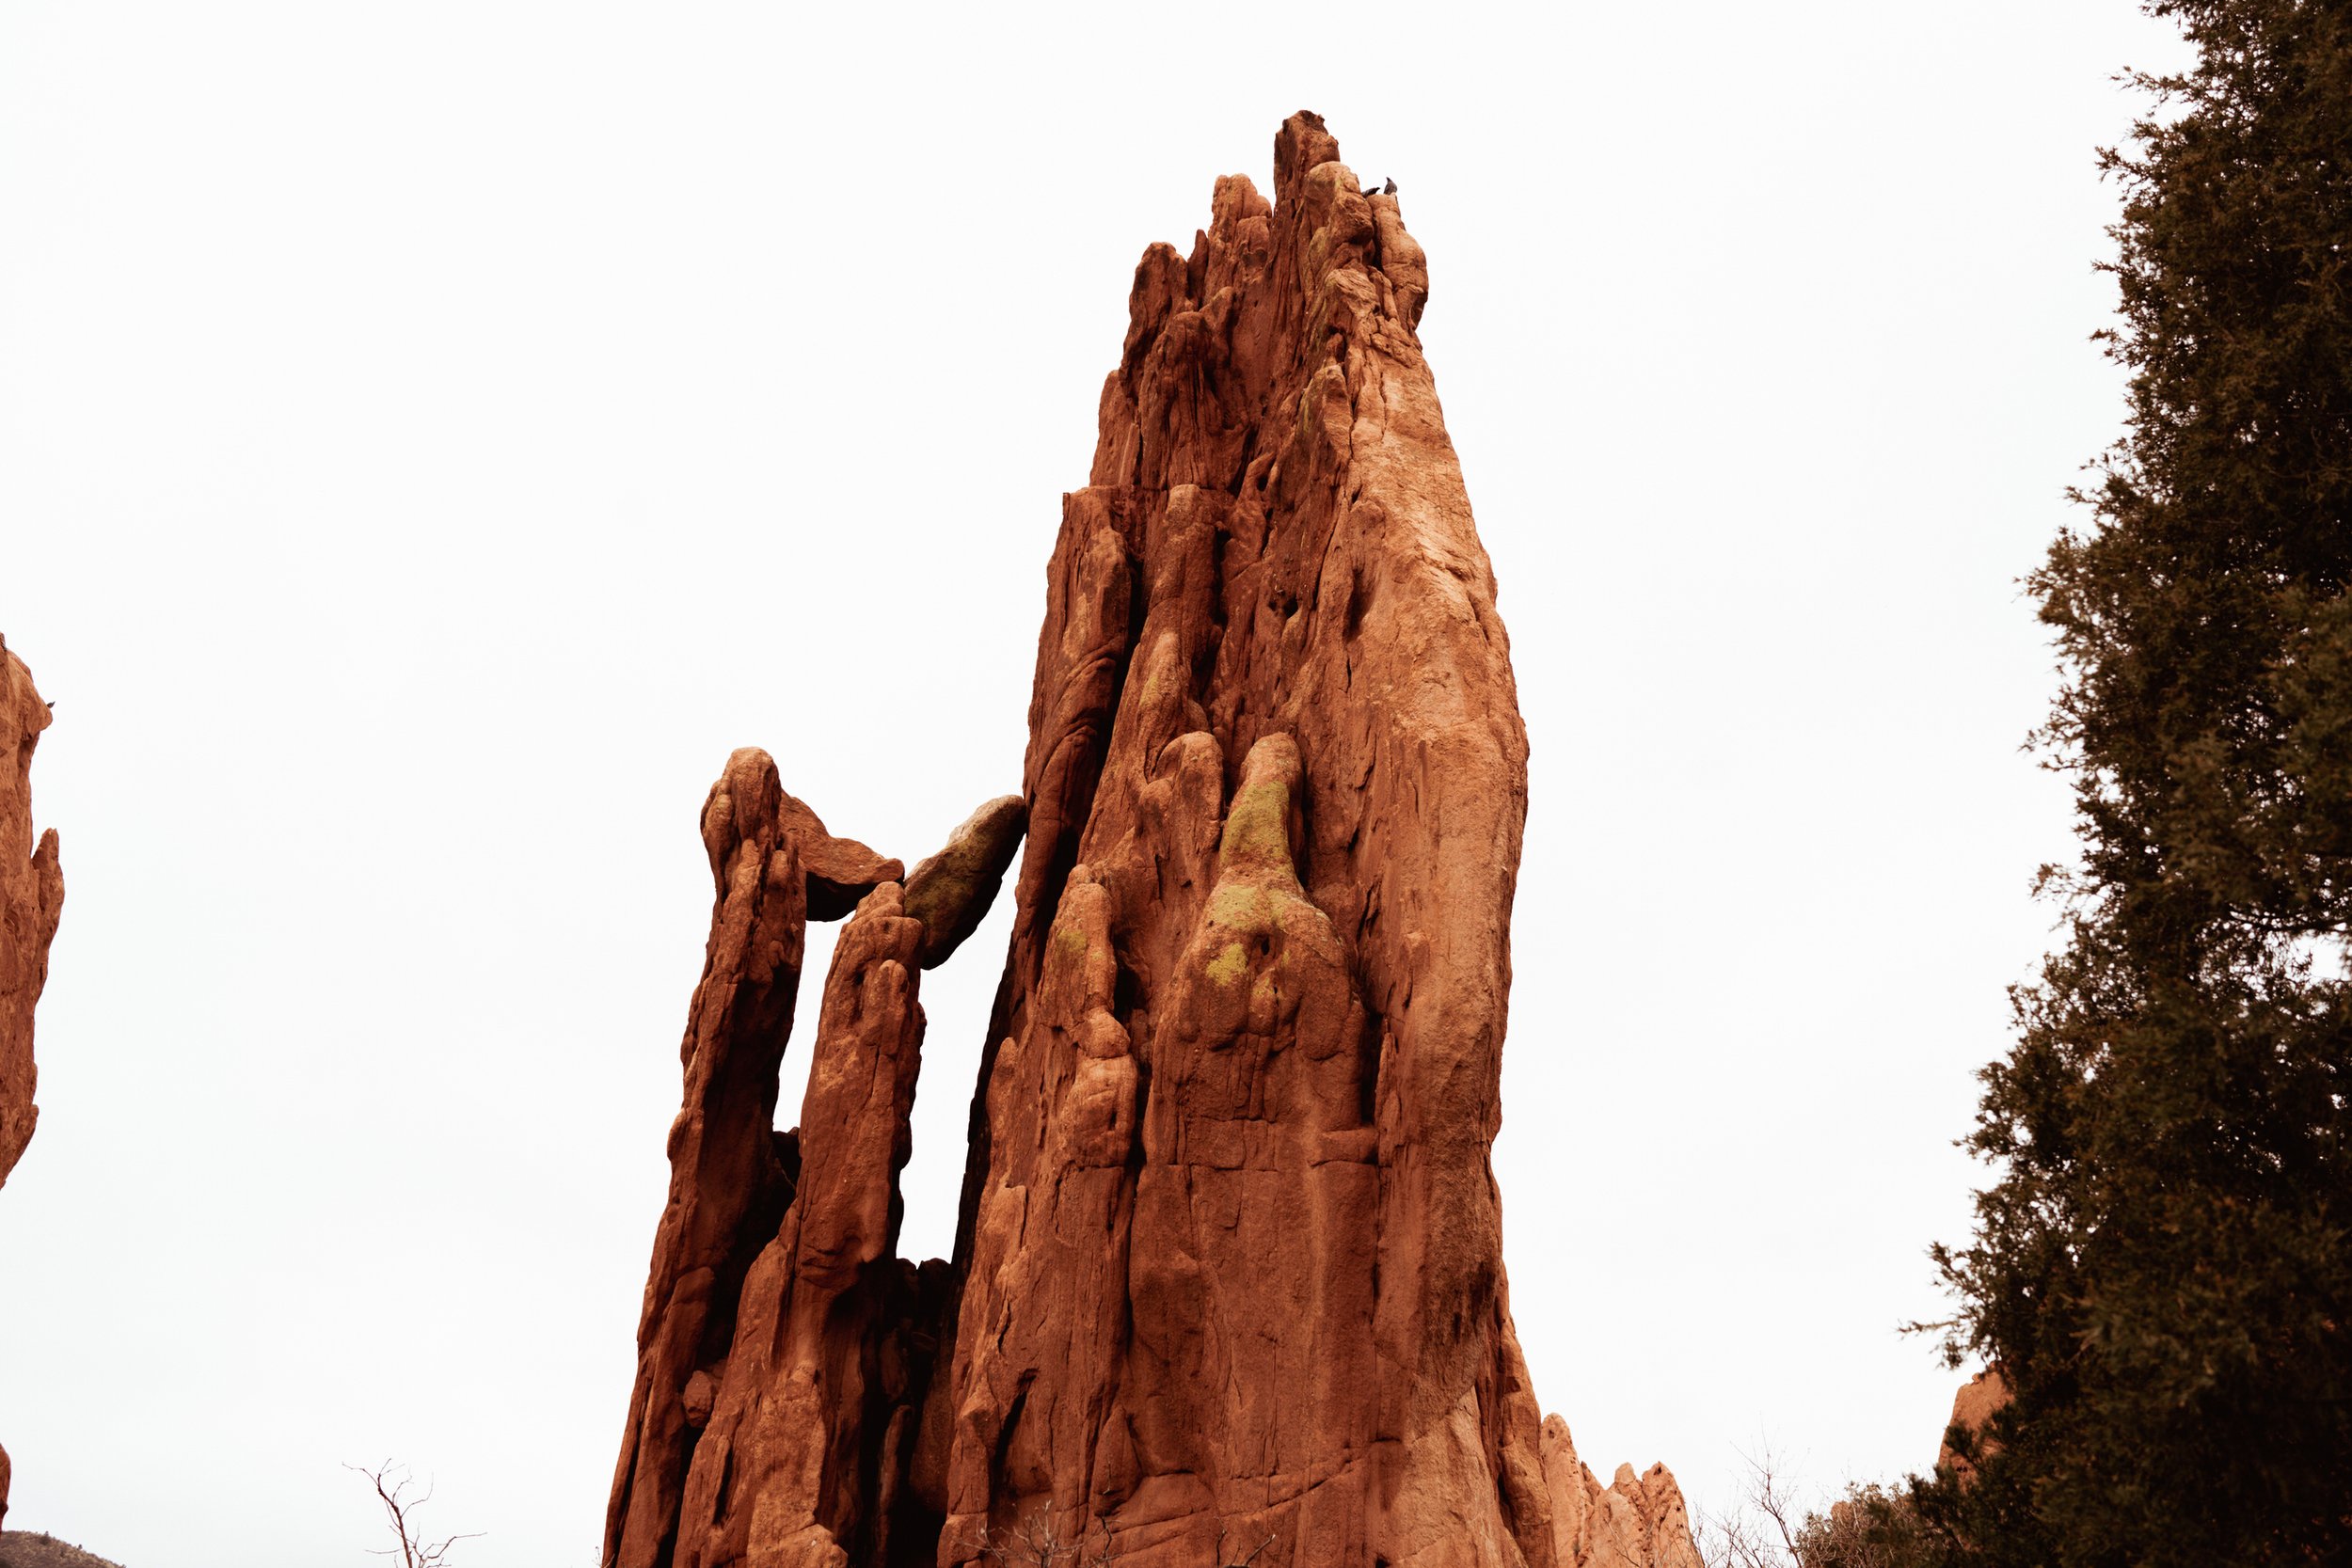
[0,3,2190,1563]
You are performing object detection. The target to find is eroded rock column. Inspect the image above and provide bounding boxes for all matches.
[608,776,1023,1568]
[607,749,905,1568]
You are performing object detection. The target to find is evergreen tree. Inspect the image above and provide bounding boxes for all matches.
[1924,3,2352,1564]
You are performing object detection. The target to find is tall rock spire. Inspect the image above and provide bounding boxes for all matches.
[605,113,1696,1568]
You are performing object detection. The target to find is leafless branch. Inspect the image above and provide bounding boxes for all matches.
[347,1460,485,1568]
[1696,1441,1806,1568]
[1214,1522,1276,1568]
[967,1509,1117,1568]
[1695,1442,1929,1568]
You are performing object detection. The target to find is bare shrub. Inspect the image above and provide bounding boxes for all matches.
[961,1511,1273,1568]
[347,1460,483,1568]
[964,1511,1113,1568]
[1696,1444,1934,1568]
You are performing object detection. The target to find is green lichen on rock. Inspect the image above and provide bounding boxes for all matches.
[903,793,1027,969]
[1208,881,1274,933]
[1216,778,1295,879]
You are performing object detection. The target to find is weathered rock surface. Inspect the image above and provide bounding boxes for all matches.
[667,880,944,1568]
[608,752,893,1568]
[786,796,905,923]
[904,797,1027,971]
[1,640,62,1195]
[606,113,1696,1568]
[1538,1419,1702,1568]
[608,765,1015,1568]
[1,639,64,1535]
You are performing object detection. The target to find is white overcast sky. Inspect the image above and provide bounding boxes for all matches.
[1,4,2189,1563]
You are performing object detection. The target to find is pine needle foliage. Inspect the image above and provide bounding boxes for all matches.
[1922,3,2352,1564]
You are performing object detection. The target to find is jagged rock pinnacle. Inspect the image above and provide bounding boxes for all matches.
[604,113,1696,1568]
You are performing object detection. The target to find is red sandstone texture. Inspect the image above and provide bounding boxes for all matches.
[0,641,60,1193]
[0,638,65,1531]
[605,113,1696,1568]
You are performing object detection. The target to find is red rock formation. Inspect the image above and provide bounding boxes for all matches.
[608,755,1012,1568]
[666,880,944,1568]
[0,641,61,1194]
[1,637,65,1532]
[1538,1420,1702,1568]
[1935,1367,2010,1483]
[606,113,1696,1568]
[904,798,1027,972]
[932,109,1550,1568]
[606,752,904,1568]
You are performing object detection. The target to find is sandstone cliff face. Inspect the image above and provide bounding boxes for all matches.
[606,114,1697,1568]
[1,638,65,1531]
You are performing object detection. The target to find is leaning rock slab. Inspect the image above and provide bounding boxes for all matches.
[903,796,1027,970]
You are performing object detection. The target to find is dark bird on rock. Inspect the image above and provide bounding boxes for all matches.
[1383,178,1396,195]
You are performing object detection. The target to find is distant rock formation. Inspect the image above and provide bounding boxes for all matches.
[1539,1419,1703,1568]
[1936,1366,2010,1483]
[604,113,1697,1568]
[1,638,65,1532]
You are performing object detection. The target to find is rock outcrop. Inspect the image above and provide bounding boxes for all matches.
[1,638,65,1532]
[607,752,918,1568]
[606,113,1697,1568]
[1538,1420,1702,1568]
[0,640,61,1195]
[903,797,1027,972]
[1935,1367,2010,1483]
